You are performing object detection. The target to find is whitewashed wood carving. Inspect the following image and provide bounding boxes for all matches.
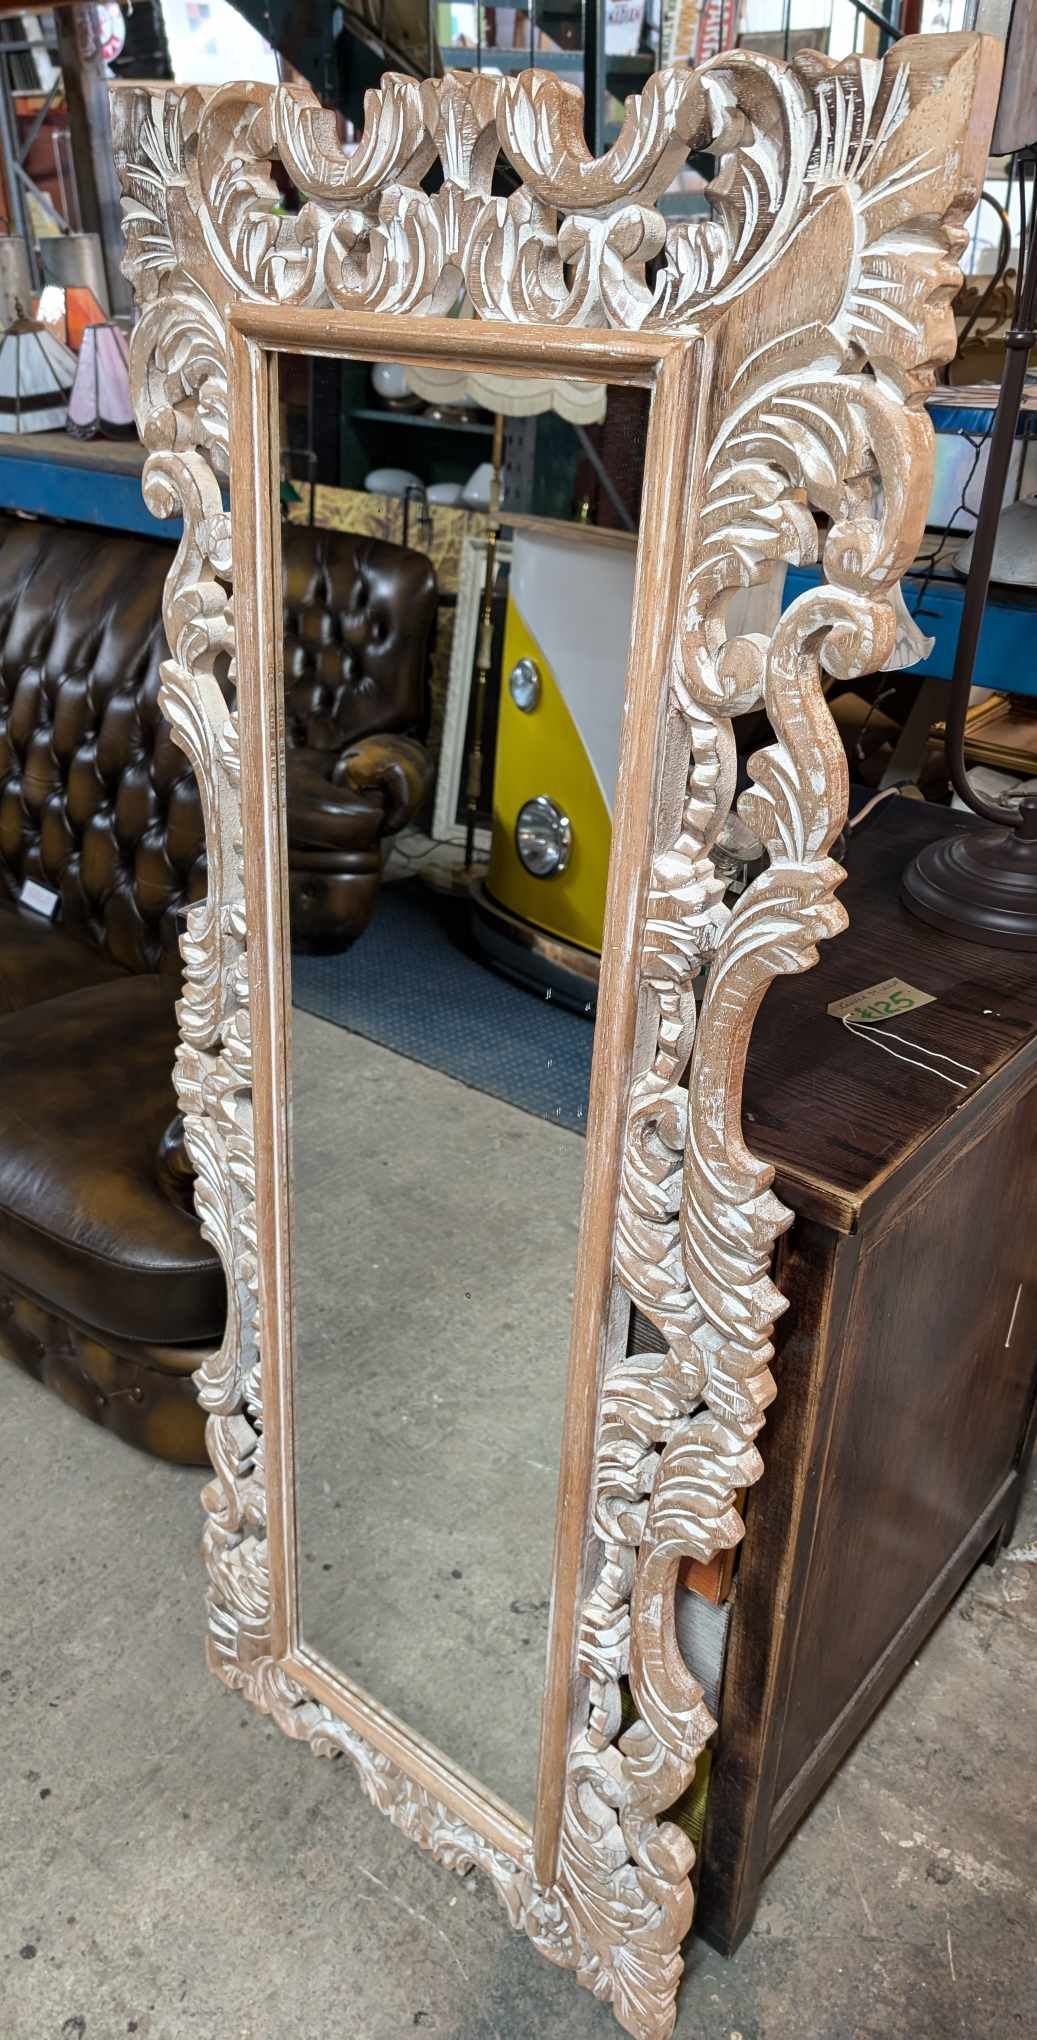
[113,37,996,2039]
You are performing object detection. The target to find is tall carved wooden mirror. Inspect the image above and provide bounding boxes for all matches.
[113,39,996,2037]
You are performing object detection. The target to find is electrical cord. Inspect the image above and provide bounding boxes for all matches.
[911,428,991,605]
[846,194,1011,775]
[951,188,1013,369]
[849,673,921,771]
[844,427,987,790]
[847,784,914,834]
[1016,154,1029,328]
[385,831,475,867]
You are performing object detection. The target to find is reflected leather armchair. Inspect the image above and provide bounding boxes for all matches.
[0,517,438,1461]
[282,526,437,952]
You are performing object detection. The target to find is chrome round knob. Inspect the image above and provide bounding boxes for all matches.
[508,658,541,712]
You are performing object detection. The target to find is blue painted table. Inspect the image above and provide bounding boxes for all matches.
[782,560,1037,697]
[0,430,180,539]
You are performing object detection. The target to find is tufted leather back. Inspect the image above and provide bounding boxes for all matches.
[281,524,436,755]
[0,519,437,976]
[0,520,205,975]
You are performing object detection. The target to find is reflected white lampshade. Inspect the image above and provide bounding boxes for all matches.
[67,321,135,440]
[0,316,75,433]
[404,362,608,426]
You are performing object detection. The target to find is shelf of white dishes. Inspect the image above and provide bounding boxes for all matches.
[350,407,495,435]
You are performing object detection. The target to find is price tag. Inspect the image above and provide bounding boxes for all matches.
[19,877,59,920]
[827,976,935,1027]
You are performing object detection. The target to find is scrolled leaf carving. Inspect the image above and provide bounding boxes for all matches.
[113,37,996,2040]
[496,65,704,211]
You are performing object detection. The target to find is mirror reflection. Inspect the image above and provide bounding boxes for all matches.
[279,349,648,1817]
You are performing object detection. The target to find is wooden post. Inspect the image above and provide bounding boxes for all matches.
[54,3,131,317]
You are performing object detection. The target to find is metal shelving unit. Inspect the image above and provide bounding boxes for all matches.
[0,11,68,292]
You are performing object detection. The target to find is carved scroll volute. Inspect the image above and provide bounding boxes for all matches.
[112,38,1000,2040]
[497,66,704,211]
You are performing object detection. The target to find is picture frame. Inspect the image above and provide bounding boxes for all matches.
[112,42,997,2037]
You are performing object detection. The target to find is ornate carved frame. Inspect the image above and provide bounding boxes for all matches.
[113,36,997,2039]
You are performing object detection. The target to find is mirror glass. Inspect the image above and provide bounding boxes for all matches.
[277,349,646,1818]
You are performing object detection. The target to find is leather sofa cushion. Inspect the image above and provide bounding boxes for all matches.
[0,975,224,1344]
[0,897,127,1016]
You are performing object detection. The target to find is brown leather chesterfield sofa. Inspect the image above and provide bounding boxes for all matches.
[0,518,220,1462]
[283,527,436,951]
[0,517,436,1461]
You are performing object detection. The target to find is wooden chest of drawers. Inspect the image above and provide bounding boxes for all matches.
[697,799,1037,1952]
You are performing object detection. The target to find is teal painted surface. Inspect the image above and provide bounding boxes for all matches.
[783,563,1037,697]
[0,452,183,539]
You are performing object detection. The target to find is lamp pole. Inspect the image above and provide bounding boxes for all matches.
[901,161,1037,947]
[901,6,1037,949]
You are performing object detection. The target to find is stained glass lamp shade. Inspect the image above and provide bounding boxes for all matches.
[67,322,135,441]
[0,317,75,433]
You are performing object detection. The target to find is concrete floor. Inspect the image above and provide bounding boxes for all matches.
[292,1014,583,1821]
[2,1353,1034,2040]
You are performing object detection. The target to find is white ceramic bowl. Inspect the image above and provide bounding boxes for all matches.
[370,361,412,405]
[461,460,494,510]
[364,467,423,499]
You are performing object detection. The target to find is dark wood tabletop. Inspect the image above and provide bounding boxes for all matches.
[743,797,1037,1230]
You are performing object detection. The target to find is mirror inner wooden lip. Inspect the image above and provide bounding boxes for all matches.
[227,300,693,385]
[227,307,698,1872]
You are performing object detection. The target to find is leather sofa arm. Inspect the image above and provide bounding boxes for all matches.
[337,733,433,837]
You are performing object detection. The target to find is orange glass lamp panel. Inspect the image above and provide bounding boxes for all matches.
[36,284,107,352]
[66,287,107,352]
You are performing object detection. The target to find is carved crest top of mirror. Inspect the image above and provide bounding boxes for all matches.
[113,37,997,2039]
